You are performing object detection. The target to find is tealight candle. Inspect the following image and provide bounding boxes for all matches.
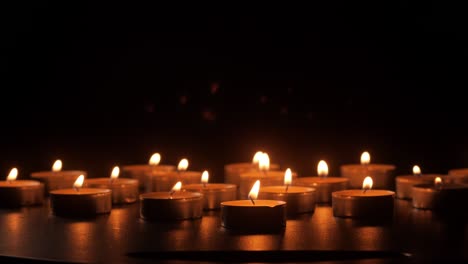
[30,159,87,193]
[295,160,349,203]
[258,168,316,215]
[412,177,468,213]
[224,151,280,186]
[146,158,202,192]
[447,168,468,184]
[183,170,236,210]
[85,166,139,204]
[122,153,176,190]
[332,176,395,218]
[50,175,112,217]
[221,180,286,231]
[395,165,445,200]
[0,168,44,208]
[140,181,203,221]
[340,151,396,189]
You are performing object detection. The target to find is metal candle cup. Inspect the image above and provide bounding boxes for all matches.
[221,200,286,231]
[30,170,87,194]
[332,190,395,218]
[258,186,316,215]
[122,164,175,190]
[139,192,203,221]
[395,174,444,200]
[224,163,280,186]
[49,188,112,217]
[295,177,348,203]
[146,171,202,192]
[412,183,468,212]
[238,171,297,200]
[0,180,44,208]
[85,178,139,204]
[340,164,396,189]
[183,183,237,210]
[447,168,468,184]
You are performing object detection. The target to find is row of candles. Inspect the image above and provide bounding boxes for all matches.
[1,151,468,231]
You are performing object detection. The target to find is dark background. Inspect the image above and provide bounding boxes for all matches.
[1,2,467,183]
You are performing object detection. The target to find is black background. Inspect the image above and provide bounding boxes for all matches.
[1,2,467,183]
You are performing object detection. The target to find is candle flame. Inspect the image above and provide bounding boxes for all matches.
[178,159,189,171]
[284,168,292,186]
[248,180,260,200]
[258,153,270,171]
[6,168,18,181]
[52,160,62,172]
[412,165,421,175]
[434,177,442,189]
[361,151,370,165]
[201,170,209,184]
[110,166,120,180]
[172,181,182,192]
[149,153,161,166]
[317,160,329,177]
[73,175,85,189]
[362,176,373,190]
[252,151,264,164]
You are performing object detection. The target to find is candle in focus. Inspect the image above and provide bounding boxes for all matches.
[122,153,176,190]
[395,165,445,200]
[332,176,395,218]
[49,175,112,217]
[295,160,349,203]
[183,170,237,210]
[258,168,316,215]
[0,168,44,208]
[221,180,286,231]
[85,166,139,204]
[340,151,396,189]
[140,181,203,220]
[31,159,87,193]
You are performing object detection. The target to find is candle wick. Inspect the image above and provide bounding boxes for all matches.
[285,184,289,192]
[362,188,368,194]
[74,187,80,192]
[249,195,256,205]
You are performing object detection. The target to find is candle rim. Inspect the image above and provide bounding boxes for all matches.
[140,191,203,200]
[49,188,111,195]
[259,185,315,194]
[30,170,87,177]
[221,199,286,207]
[0,180,42,187]
[295,176,349,184]
[340,164,396,170]
[183,183,237,192]
[412,183,468,191]
[332,189,395,198]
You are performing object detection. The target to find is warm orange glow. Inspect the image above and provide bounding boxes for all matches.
[73,175,85,189]
[258,153,270,171]
[52,159,62,172]
[110,166,120,180]
[6,168,18,181]
[434,177,442,188]
[317,160,329,177]
[252,151,264,164]
[412,165,421,175]
[201,170,209,184]
[172,181,182,192]
[178,159,189,171]
[362,176,373,190]
[149,153,161,166]
[284,168,292,186]
[248,180,260,200]
[361,151,370,165]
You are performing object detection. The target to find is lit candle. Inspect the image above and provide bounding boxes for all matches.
[224,151,280,187]
[146,158,202,192]
[238,153,296,199]
[85,166,139,204]
[0,168,44,208]
[221,180,286,231]
[412,177,468,213]
[49,175,112,217]
[332,176,395,218]
[340,151,396,189]
[258,168,316,215]
[183,170,236,210]
[140,181,203,220]
[295,160,349,203]
[121,153,176,190]
[30,159,87,193]
[395,165,445,200]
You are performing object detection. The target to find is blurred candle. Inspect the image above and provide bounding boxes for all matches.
[86,166,139,204]
[340,151,396,189]
[183,170,236,210]
[395,165,445,200]
[31,159,87,193]
[146,158,202,192]
[0,168,44,208]
[295,160,349,203]
[122,153,176,190]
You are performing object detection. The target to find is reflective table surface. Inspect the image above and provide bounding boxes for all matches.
[1,199,467,263]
